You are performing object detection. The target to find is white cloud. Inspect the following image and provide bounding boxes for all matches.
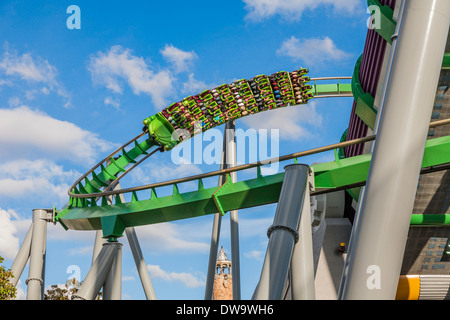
[0,159,80,202]
[88,45,175,109]
[243,0,362,22]
[135,222,209,253]
[122,275,135,282]
[129,159,202,186]
[8,96,21,107]
[0,49,57,82]
[241,101,323,140]
[160,44,197,74]
[41,87,50,95]
[104,96,120,109]
[244,250,265,260]
[0,79,13,87]
[0,46,72,108]
[0,106,114,164]
[276,36,351,66]
[68,245,94,256]
[182,73,217,96]
[13,280,25,300]
[0,209,20,260]
[147,264,205,288]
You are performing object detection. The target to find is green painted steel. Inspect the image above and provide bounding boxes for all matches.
[367,0,396,44]
[442,52,450,69]
[141,74,351,152]
[352,55,377,130]
[307,82,352,97]
[57,74,354,233]
[409,214,450,226]
[56,135,450,232]
[58,137,157,219]
[55,53,449,237]
[143,68,313,152]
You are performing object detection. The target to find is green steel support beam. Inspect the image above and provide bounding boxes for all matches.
[410,214,450,226]
[57,135,450,231]
[354,2,448,130]
[352,55,377,130]
[308,83,352,97]
[442,52,450,69]
[101,215,126,239]
[367,0,396,44]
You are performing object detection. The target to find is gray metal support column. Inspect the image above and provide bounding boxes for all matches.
[113,182,156,300]
[290,181,315,299]
[225,121,241,300]
[73,242,119,300]
[204,125,230,300]
[10,222,33,287]
[253,164,309,300]
[339,0,450,300]
[338,0,404,297]
[92,230,106,265]
[126,227,157,300]
[103,242,122,300]
[26,209,48,300]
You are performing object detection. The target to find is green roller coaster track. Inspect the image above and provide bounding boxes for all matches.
[53,72,450,238]
[57,131,450,238]
[54,2,450,237]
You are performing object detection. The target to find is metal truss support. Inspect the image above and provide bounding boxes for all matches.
[25,209,52,300]
[10,222,33,287]
[225,121,241,300]
[290,173,315,299]
[111,182,157,300]
[126,227,157,300]
[253,164,309,300]
[73,241,121,300]
[339,0,450,300]
[103,241,123,300]
[205,121,241,299]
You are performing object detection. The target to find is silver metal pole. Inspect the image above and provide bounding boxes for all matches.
[253,164,309,300]
[338,0,405,297]
[339,0,450,300]
[113,182,156,300]
[290,182,315,299]
[92,230,106,265]
[73,242,119,300]
[26,209,48,300]
[204,128,228,300]
[10,222,33,286]
[225,121,241,300]
[103,242,123,300]
[125,227,157,300]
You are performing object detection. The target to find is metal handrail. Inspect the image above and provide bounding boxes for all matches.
[67,118,450,199]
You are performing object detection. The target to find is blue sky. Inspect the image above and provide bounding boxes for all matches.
[0,0,369,300]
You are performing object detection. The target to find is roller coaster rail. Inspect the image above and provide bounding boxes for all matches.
[63,76,355,202]
[66,117,450,200]
[11,0,450,301]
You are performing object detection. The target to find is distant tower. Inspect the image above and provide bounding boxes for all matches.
[213,246,233,300]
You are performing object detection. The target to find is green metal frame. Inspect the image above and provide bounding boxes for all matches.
[56,135,450,236]
[367,0,396,44]
[442,52,450,69]
[307,81,352,97]
[68,137,157,209]
[352,55,377,130]
[354,2,449,129]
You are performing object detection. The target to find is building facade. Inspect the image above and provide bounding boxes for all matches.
[213,247,233,300]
